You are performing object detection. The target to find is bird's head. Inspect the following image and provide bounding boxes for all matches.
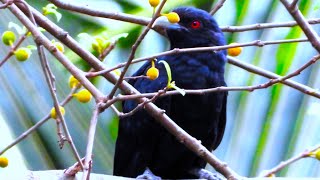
[154,7,225,49]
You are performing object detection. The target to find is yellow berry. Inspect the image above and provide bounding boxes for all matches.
[163,12,180,23]
[73,89,92,103]
[50,106,65,119]
[315,149,320,160]
[146,67,159,80]
[2,31,16,46]
[14,47,31,61]
[0,156,8,168]
[69,75,81,88]
[227,43,242,56]
[149,0,160,7]
[54,41,64,53]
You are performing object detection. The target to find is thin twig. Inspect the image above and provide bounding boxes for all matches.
[0,87,78,155]
[0,0,12,9]
[281,0,320,53]
[123,75,149,80]
[0,31,28,67]
[64,157,86,177]
[118,88,167,118]
[8,0,104,100]
[19,0,317,101]
[260,144,320,177]
[107,0,168,99]
[209,0,227,15]
[220,18,320,32]
[110,105,121,116]
[290,0,299,9]
[48,0,320,33]
[107,53,320,103]
[228,56,320,98]
[87,38,309,78]
[36,44,84,169]
[98,41,117,61]
[82,103,101,180]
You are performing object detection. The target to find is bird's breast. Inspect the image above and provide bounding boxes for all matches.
[163,53,225,89]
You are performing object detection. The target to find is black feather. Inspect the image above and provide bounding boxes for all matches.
[114,7,227,179]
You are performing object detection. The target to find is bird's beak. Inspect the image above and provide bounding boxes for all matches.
[152,16,181,37]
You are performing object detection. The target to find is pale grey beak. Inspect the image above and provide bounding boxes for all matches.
[152,16,181,37]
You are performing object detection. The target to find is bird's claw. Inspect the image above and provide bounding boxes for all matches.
[136,168,162,180]
[190,168,225,180]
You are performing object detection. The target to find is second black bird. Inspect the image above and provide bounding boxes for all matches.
[114,7,228,180]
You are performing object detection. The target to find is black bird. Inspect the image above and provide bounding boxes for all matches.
[114,7,227,180]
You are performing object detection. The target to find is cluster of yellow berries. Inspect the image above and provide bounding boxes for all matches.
[1,31,65,62]
[50,76,92,119]
[148,0,180,24]
[69,75,92,103]
[1,31,30,61]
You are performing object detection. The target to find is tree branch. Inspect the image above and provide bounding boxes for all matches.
[281,0,320,53]
[48,0,320,33]
[82,104,102,179]
[209,0,226,15]
[107,0,168,99]
[260,144,320,177]
[11,1,241,179]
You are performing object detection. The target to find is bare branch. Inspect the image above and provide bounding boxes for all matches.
[228,56,320,98]
[290,0,299,9]
[281,0,320,53]
[7,0,104,101]
[107,0,168,99]
[36,43,83,169]
[82,104,102,179]
[221,18,320,32]
[16,6,241,178]
[0,0,12,9]
[0,87,78,155]
[87,38,309,78]
[210,0,227,15]
[118,88,167,118]
[48,0,320,33]
[48,0,150,27]
[0,31,28,67]
[260,144,320,177]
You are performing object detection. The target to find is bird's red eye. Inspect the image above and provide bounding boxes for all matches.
[191,20,201,29]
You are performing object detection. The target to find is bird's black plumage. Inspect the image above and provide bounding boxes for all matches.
[114,7,227,179]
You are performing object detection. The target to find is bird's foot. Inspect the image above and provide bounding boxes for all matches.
[190,168,225,180]
[136,167,162,180]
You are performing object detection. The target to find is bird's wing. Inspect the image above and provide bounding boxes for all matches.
[114,61,170,177]
[212,91,227,150]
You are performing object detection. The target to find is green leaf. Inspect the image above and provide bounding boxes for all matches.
[77,33,94,41]
[26,45,37,50]
[168,82,186,96]
[159,60,185,96]
[159,60,172,87]
[110,33,129,43]
[8,22,24,35]
[42,3,62,22]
